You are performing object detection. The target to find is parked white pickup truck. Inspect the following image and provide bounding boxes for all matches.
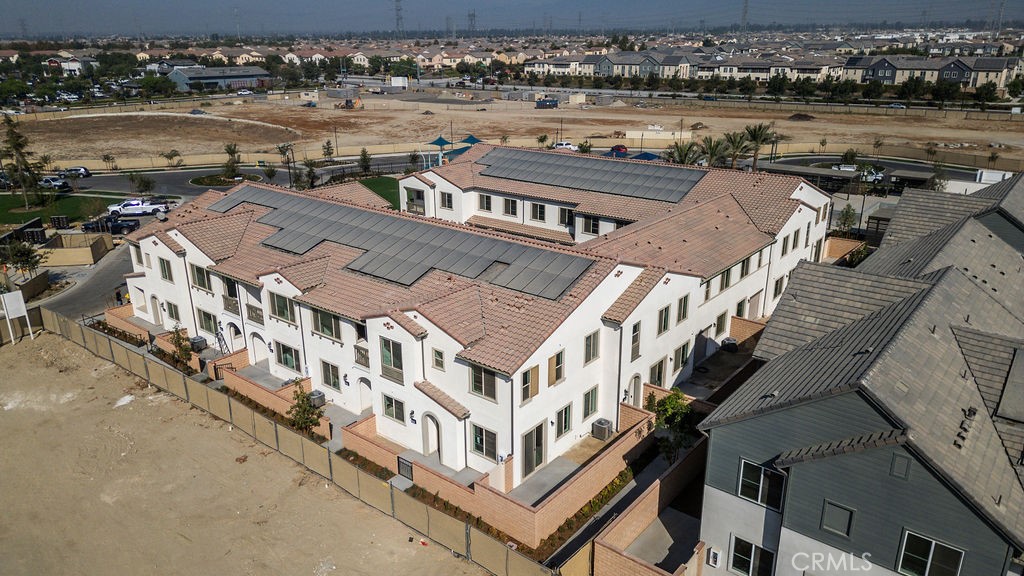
[107,197,178,217]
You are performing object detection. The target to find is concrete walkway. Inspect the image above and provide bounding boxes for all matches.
[625,507,700,572]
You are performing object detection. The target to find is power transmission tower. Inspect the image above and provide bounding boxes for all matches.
[233,6,241,40]
[18,18,28,38]
[994,0,1006,39]
[394,0,404,38]
[741,0,749,33]
[467,10,476,35]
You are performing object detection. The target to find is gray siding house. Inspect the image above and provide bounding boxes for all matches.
[697,176,1024,576]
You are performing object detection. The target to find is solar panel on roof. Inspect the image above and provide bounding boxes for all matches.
[477,148,705,203]
[207,186,594,298]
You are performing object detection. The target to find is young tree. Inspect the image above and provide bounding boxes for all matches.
[873,137,885,160]
[653,390,696,464]
[359,147,372,174]
[765,73,788,98]
[861,80,885,100]
[168,324,192,366]
[836,204,857,237]
[988,150,1000,169]
[973,81,998,110]
[819,137,828,153]
[303,158,317,189]
[101,153,116,171]
[288,387,325,435]
[7,241,42,280]
[738,76,757,100]
[407,150,421,170]
[577,141,592,154]
[930,163,949,193]
[841,148,859,165]
[536,134,548,148]
[126,172,155,195]
[276,143,294,187]
[222,142,240,179]
[261,165,277,183]
[322,139,334,160]
[744,122,775,171]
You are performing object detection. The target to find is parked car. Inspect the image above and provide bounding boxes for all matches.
[553,141,579,152]
[38,177,70,190]
[886,103,907,109]
[861,169,885,183]
[236,89,253,95]
[107,197,178,217]
[611,144,629,153]
[58,166,91,178]
[81,215,141,235]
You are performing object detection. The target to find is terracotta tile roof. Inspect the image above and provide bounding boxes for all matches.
[387,310,428,338]
[175,210,254,262]
[276,254,331,292]
[602,267,665,324]
[466,215,575,245]
[303,181,394,210]
[415,380,470,419]
[683,169,805,235]
[155,231,184,254]
[581,194,773,279]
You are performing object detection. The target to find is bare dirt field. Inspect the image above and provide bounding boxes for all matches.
[21,96,1024,162]
[0,333,484,576]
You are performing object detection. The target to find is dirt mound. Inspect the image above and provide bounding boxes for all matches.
[788,113,816,121]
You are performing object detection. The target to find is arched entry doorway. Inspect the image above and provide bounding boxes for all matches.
[250,332,269,369]
[358,377,372,412]
[422,413,441,462]
[630,374,642,407]
[150,296,162,325]
[226,322,243,352]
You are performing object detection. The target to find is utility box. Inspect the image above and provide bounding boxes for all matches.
[188,336,208,352]
[592,418,613,441]
[308,389,326,408]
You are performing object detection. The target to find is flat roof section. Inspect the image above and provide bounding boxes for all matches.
[476,147,706,203]
[207,185,594,300]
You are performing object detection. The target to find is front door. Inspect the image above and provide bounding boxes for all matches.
[358,378,372,412]
[694,325,712,366]
[423,414,441,461]
[522,423,544,478]
[150,295,162,325]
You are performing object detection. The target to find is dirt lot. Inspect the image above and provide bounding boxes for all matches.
[0,333,483,576]
[21,96,1024,162]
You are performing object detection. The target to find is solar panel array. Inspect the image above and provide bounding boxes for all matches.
[477,147,706,203]
[207,186,594,299]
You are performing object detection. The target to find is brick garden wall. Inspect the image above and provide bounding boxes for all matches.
[341,409,657,548]
[728,317,766,349]
[104,304,150,341]
[825,237,865,259]
[223,370,330,439]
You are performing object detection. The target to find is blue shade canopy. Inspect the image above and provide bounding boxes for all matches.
[428,135,453,147]
[460,134,483,145]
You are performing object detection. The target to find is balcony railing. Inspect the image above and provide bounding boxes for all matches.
[382,364,404,383]
[407,200,425,215]
[246,304,264,325]
[223,295,240,315]
[354,344,369,368]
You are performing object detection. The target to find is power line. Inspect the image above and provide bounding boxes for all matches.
[394,0,404,37]
[467,10,476,35]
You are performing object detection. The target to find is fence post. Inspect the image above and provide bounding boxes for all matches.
[465,521,472,562]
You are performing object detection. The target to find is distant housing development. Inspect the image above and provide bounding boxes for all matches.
[119,145,829,544]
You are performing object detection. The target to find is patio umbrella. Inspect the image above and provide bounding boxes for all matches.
[428,135,453,166]
[460,134,483,145]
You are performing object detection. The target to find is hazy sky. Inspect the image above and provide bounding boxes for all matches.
[3,0,1021,37]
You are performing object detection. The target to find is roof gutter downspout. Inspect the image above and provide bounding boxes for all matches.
[761,244,775,318]
[614,324,624,432]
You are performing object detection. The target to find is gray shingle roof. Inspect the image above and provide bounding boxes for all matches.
[879,187,994,248]
[754,261,933,361]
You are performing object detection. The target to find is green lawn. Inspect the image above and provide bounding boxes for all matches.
[359,177,400,209]
[0,193,108,225]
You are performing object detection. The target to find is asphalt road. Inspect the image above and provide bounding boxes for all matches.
[772,154,978,181]
[42,243,133,319]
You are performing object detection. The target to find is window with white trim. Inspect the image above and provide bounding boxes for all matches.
[275,341,301,373]
[479,194,492,211]
[158,257,173,282]
[440,191,453,209]
[471,424,497,461]
[322,360,340,390]
[312,309,341,341]
[471,364,497,400]
[584,330,600,364]
[432,348,445,371]
[673,341,690,373]
[191,264,212,291]
[558,207,574,226]
[739,460,785,510]
[657,306,671,335]
[197,308,217,334]
[531,203,546,221]
[630,322,641,361]
[582,215,599,235]
[677,295,689,323]
[898,532,963,576]
[166,301,180,322]
[383,394,405,423]
[556,403,572,438]
[583,387,598,419]
[380,337,404,382]
[503,197,517,217]
[269,292,295,323]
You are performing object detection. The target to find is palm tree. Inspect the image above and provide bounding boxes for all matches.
[743,122,775,172]
[3,115,35,210]
[819,137,828,154]
[276,143,294,187]
[723,131,752,169]
[662,141,702,165]
[222,142,241,179]
[699,136,729,168]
